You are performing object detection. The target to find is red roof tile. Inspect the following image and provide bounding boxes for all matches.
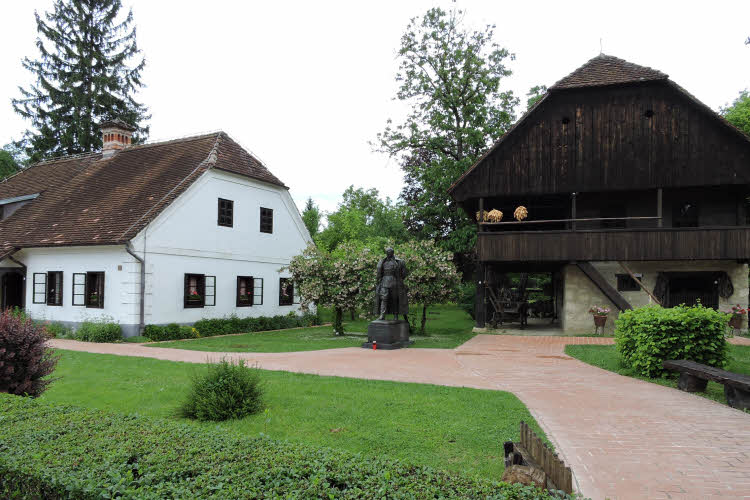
[0,132,285,251]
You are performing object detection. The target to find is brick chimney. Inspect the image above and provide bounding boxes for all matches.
[100,119,136,158]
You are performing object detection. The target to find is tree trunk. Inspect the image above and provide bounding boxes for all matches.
[334,307,344,335]
[420,304,428,335]
[350,309,355,321]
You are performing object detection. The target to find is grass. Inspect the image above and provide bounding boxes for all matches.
[41,350,544,480]
[565,343,750,405]
[149,304,476,352]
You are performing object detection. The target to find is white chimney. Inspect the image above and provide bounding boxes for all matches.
[100,119,136,158]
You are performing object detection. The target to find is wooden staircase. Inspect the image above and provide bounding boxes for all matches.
[576,262,632,311]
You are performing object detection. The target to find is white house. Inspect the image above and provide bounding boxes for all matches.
[0,120,312,337]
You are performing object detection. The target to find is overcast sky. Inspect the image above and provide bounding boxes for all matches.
[2,0,749,214]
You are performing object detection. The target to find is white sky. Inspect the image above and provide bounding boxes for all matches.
[2,0,749,215]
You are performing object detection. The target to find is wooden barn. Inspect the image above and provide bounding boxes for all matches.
[449,54,750,333]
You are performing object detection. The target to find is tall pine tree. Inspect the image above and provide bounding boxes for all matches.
[12,0,149,163]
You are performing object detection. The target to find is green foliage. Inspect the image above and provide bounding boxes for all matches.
[0,311,58,397]
[301,197,321,237]
[144,312,320,341]
[12,0,149,162]
[315,186,408,252]
[39,321,73,338]
[459,282,477,319]
[287,242,378,334]
[0,150,19,181]
[144,323,197,342]
[614,305,730,377]
[0,393,558,499]
[178,359,264,421]
[721,89,750,137]
[399,239,461,333]
[75,319,122,343]
[525,85,548,110]
[376,8,518,259]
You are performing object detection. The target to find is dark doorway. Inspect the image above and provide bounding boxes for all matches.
[2,272,24,310]
[667,273,718,309]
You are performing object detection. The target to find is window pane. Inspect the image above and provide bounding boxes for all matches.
[237,276,253,306]
[218,198,234,227]
[260,207,273,233]
[47,272,63,306]
[279,278,293,306]
[184,273,205,308]
[86,272,104,308]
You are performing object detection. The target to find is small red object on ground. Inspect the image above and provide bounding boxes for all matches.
[373,340,377,350]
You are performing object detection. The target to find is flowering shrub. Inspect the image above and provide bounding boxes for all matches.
[589,305,611,316]
[0,310,59,397]
[725,304,747,317]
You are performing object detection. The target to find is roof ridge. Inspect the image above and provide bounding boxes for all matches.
[116,133,224,241]
[550,53,668,90]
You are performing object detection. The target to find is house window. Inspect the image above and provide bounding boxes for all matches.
[86,272,105,308]
[46,271,63,306]
[218,198,234,227]
[32,273,47,304]
[184,274,215,308]
[237,276,254,307]
[253,277,264,305]
[616,274,642,292]
[673,201,699,228]
[260,207,273,233]
[279,278,294,306]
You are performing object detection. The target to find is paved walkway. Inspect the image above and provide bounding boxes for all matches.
[50,336,750,500]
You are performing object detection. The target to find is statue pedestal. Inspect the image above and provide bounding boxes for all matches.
[362,320,413,350]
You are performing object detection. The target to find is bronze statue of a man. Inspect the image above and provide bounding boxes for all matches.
[374,247,408,320]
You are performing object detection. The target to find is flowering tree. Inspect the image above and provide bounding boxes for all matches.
[399,240,460,334]
[286,242,377,335]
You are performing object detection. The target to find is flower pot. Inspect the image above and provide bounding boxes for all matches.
[729,315,743,329]
[593,315,608,328]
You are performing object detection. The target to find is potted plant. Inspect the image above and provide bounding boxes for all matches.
[726,304,746,329]
[589,305,611,331]
[187,290,202,302]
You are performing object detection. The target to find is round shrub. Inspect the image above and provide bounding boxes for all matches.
[0,310,59,397]
[615,304,729,377]
[178,359,263,421]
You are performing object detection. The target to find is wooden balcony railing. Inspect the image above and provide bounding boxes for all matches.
[476,226,750,262]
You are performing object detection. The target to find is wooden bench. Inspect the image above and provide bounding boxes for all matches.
[663,359,750,410]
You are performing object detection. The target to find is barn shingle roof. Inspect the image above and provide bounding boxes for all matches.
[0,132,285,259]
[550,53,668,89]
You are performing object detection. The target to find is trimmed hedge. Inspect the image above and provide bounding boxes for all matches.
[615,304,729,377]
[75,320,122,343]
[144,312,320,342]
[0,394,558,499]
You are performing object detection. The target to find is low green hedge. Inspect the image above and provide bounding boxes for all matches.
[0,394,556,499]
[144,312,320,342]
[75,320,122,343]
[615,304,729,377]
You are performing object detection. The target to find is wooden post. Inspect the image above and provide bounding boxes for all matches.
[737,189,745,226]
[478,197,485,232]
[657,188,663,228]
[571,193,577,231]
[619,262,662,306]
[476,263,486,328]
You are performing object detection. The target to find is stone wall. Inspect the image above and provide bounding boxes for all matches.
[561,260,749,334]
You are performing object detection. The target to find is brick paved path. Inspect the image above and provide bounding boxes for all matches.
[50,335,750,500]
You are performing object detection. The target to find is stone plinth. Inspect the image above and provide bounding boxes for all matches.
[362,320,413,349]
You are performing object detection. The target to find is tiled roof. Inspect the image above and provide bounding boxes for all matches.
[550,54,668,89]
[0,132,285,255]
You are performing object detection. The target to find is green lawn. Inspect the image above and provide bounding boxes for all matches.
[41,349,543,479]
[149,304,476,352]
[565,343,750,405]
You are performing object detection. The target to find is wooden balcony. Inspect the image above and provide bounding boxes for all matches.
[477,226,750,262]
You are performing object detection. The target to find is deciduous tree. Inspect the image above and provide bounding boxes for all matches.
[375,7,518,264]
[286,242,378,335]
[12,0,149,162]
[721,90,750,136]
[525,85,548,110]
[399,240,460,334]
